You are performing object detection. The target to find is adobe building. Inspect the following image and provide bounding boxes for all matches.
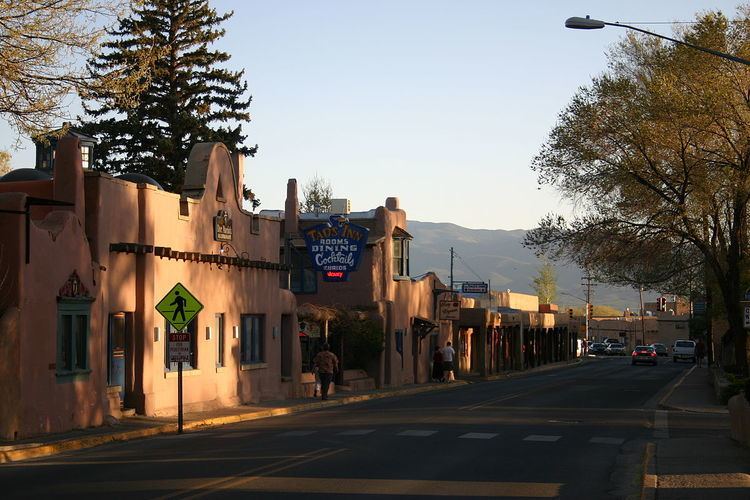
[270,184,452,388]
[455,294,578,377]
[0,138,299,439]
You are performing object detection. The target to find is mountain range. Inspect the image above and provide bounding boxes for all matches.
[406,221,643,311]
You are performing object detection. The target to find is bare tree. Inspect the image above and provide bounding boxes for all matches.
[300,174,333,214]
[0,0,149,140]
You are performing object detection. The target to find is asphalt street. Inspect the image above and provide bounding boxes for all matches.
[1,357,726,499]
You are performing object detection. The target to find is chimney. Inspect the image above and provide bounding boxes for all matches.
[53,136,85,222]
[385,197,399,210]
[285,179,299,235]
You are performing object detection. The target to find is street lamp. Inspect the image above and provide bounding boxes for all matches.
[565,15,750,66]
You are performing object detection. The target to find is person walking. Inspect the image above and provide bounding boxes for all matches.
[695,338,706,367]
[441,341,456,382]
[431,347,444,382]
[313,343,339,400]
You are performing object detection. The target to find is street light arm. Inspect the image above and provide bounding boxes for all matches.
[565,16,750,66]
[603,21,750,67]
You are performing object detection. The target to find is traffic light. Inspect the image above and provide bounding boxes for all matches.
[587,303,594,318]
[568,308,574,319]
[657,297,666,311]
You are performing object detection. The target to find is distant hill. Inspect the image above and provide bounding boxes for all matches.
[407,221,641,311]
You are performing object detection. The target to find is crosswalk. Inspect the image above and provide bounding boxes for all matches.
[213,429,626,445]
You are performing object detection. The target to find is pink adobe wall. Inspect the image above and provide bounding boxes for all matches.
[86,143,299,415]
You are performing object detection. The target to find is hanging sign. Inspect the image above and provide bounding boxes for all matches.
[213,210,233,242]
[439,300,461,321]
[303,215,369,282]
[461,281,488,294]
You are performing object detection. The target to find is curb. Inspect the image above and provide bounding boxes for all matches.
[657,364,695,410]
[0,380,468,464]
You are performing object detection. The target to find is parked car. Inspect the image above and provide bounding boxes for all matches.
[632,345,658,365]
[590,343,608,355]
[606,343,626,355]
[672,340,696,363]
[650,343,668,357]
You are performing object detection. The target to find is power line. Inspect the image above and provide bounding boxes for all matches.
[453,251,484,282]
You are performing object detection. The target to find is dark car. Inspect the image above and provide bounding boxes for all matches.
[650,343,668,356]
[590,343,607,355]
[632,345,658,365]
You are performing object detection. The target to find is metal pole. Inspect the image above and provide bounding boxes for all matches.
[449,247,454,292]
[639,286,646,345]
[177,361,183,434]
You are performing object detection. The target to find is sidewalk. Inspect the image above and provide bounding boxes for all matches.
[0,380,468,464]
[643,365,750,499]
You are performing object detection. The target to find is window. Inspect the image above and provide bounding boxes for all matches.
[241,315,265,364]
[215,313,225,367]
[289,246,317,293]
[57,301,91,377]
[165,319,198,370]
[80,146,91,169]
[392,238,410,277]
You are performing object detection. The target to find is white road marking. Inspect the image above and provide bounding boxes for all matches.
[653,410,669,439]
[589,437,625,445]
[523,435,561,442]
[397,430,437,437]
[458,432,498,440]
[279,430,316,437]
[337,429,375,436]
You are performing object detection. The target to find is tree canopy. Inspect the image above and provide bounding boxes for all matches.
[531,260,557,304]
[524,7,750,373]
[81,0,256,191]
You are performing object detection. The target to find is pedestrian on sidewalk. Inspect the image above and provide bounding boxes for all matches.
[695,338,706,367]
[312,365,321,397]
[313,343,339,400]
[432,347,444,382]
[441,341,456,382]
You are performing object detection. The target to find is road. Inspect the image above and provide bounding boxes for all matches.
[0,357,727,499]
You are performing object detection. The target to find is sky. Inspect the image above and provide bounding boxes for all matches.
[1,0,743,230]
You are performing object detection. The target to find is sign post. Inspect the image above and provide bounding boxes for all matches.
[461,281,489,294]
[156,283,203,434]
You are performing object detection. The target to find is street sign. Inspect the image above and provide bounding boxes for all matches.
[744,306,750,329]
[439,300,461,321]
[461,281,488,294]
[155,283,204,331]
[168,332,191,362]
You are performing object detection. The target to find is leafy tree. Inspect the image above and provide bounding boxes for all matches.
[531,260,557,304]
[81,0,257,192]
[0,0,148,140]
[524,8,750,374]
[300,174,333,214]
[0,151,11,177]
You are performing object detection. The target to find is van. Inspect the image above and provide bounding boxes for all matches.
[672,339,696,363]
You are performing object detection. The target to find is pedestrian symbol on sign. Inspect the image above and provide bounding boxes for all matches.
[155,283,203,331]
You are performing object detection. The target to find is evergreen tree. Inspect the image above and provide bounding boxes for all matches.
[81,0,256,191]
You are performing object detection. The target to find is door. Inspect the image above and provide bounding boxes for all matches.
[108,313,128,403]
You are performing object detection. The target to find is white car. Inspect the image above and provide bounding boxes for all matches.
[605,343,626,356]
[672,340,696,363]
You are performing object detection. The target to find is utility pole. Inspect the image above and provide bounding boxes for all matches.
[639,285,646,345]
[449,247,455,292]
[581,274,596,342]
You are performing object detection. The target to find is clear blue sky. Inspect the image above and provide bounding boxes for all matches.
[1,0,742,229]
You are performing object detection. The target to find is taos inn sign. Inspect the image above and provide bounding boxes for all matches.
[303,215,369,282]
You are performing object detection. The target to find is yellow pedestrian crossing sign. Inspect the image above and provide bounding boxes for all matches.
[155,283,204,331]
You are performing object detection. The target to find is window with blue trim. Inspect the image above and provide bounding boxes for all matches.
[57,300,92,378]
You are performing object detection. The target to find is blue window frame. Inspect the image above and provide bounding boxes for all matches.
[57,300,92,379]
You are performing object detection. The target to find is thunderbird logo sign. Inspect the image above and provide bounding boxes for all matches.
[303,215,369,282]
